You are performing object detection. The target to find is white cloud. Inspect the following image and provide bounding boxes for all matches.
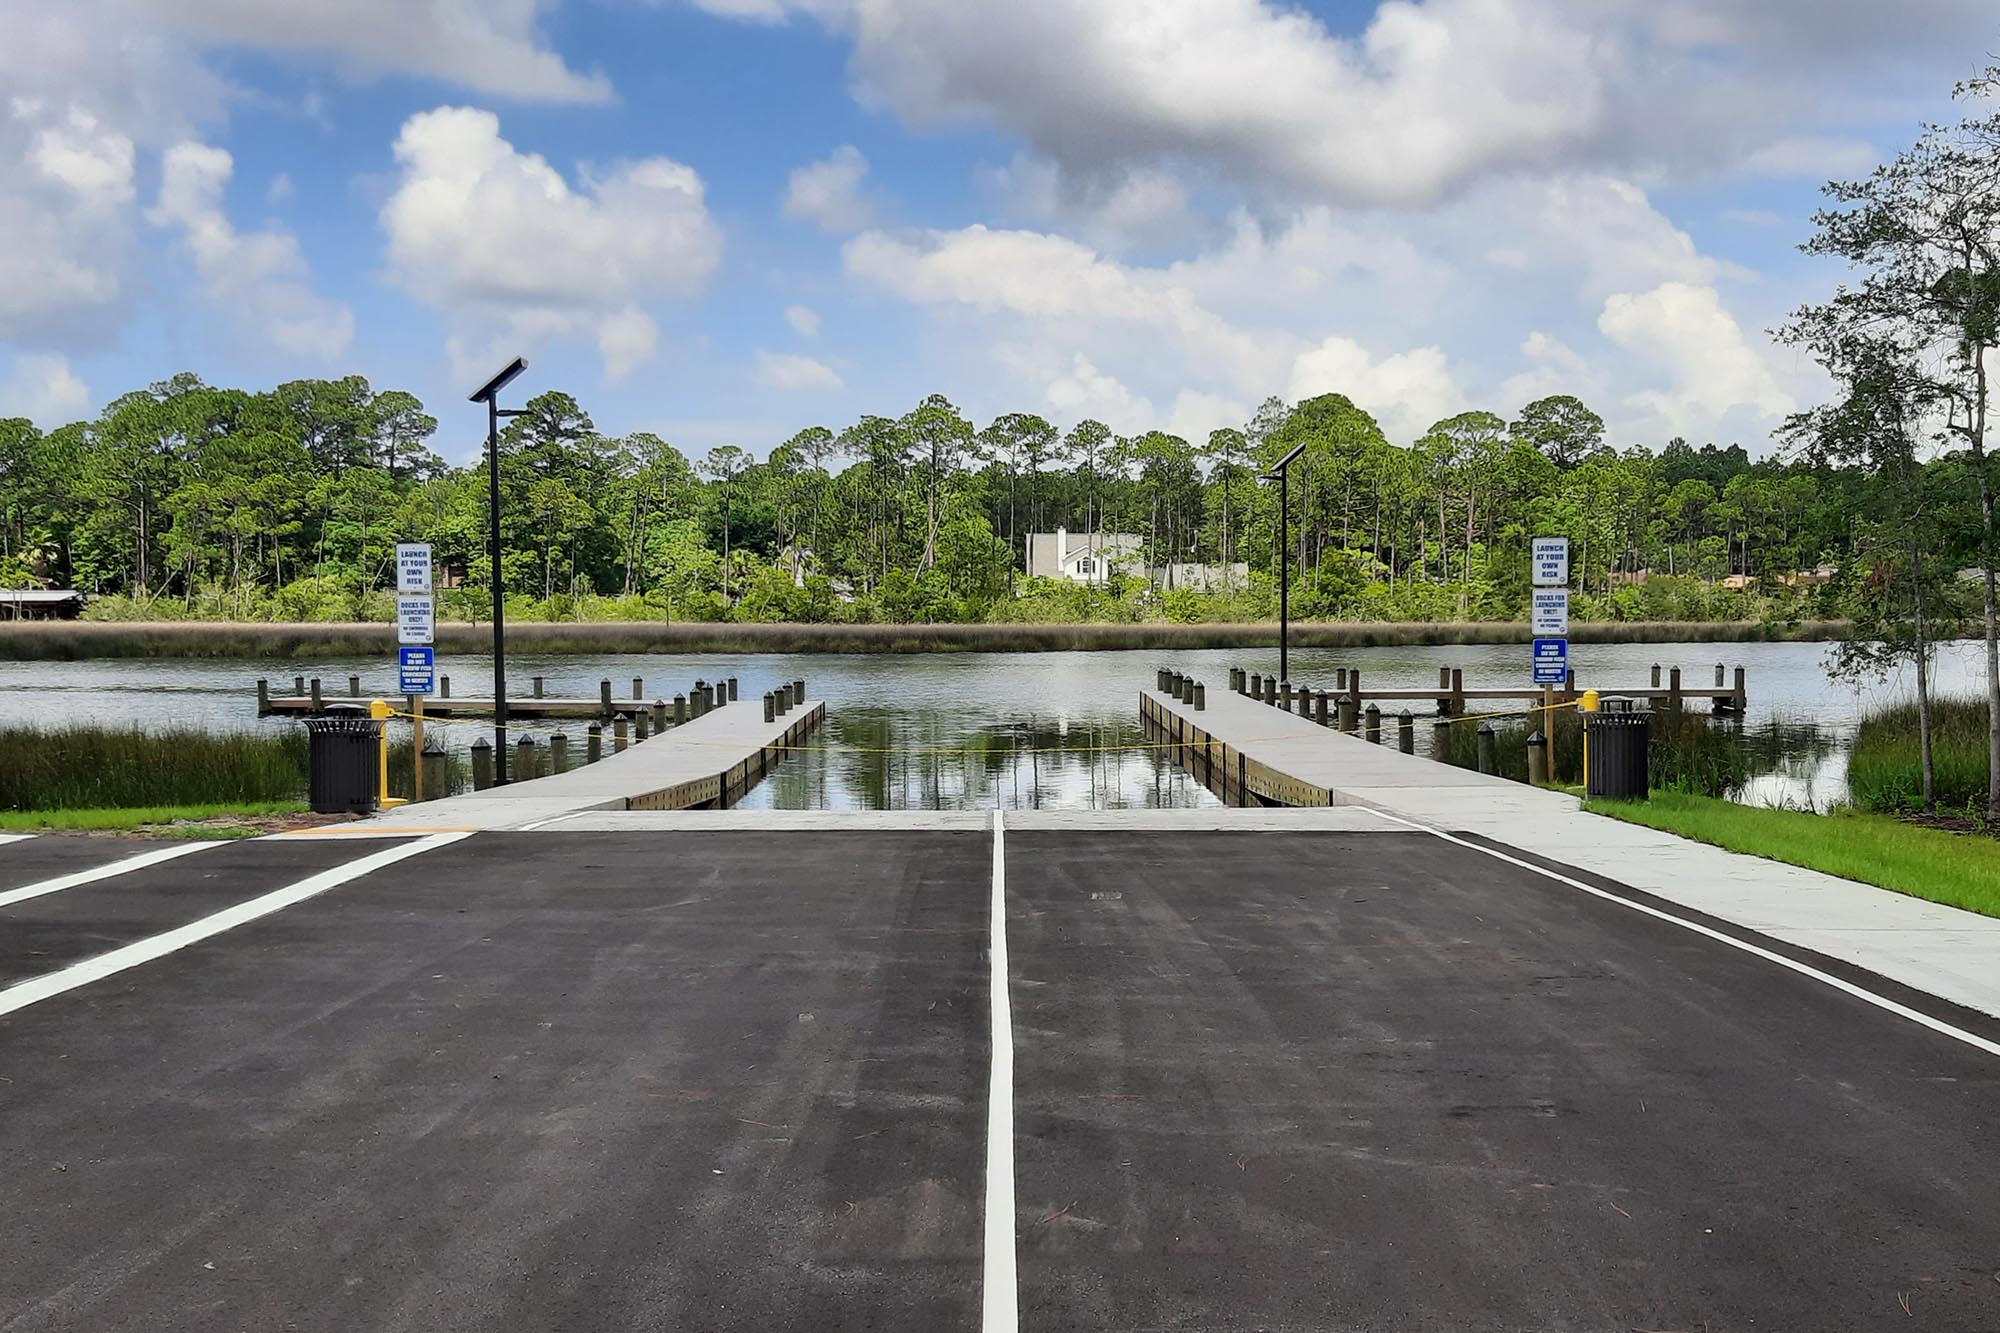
[150,141,354,360]
[755,351,844,392]
[1597,281,1795,436]
[1287,339,1466,442]
[785,305,822,337]
[134,0,610,103]
[702,0,1994,205]
[0,99,140,343]
[784,145,872,232]
[0,354,90,425]
[380,106,723,381]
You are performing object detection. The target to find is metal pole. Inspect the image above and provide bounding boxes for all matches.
[488,394,509,785]
[1278,463,1290,684]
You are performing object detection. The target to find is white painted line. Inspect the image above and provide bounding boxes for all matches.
[0,842,217,911]
[0,833,37,846]
[0,833,469,1019]
[982,808,1019,1333]
[1364,808,2000,1060]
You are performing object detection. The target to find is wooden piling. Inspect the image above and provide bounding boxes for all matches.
[1398,710,1414,754]
[471,738,493,790]
[729,677,740,702]
[1526,730,1549,786]
[532,676,544,699]
[1476,722,1498,775]
[1734,665,1747,713]
[1314,690,1330,727]
[1194,682,1205,711]
[516,736,536,779]
[600,679,613,717]
[1668,666,1683,709]
[440,675,451,699]
[551,732,570,773]
[586,723,603,764]
[1449,668,1464,716]
[257,679,271,714]
[1364,704,1382,744]
[635,709,651,741]
[764,692,776,723]
[349,675,361,697]
[310,678,323,712]
[653,700,667,732]
[613,716,629,753]
[1338,697,1359,732]
[1651,663,1662,688]
[794,678,806,703]
[674,695,688,726]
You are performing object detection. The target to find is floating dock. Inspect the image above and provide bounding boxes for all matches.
[366,689,826,830]
[257,674,719,720]
[1270,663,1746,714]
[1141,681,1569,818]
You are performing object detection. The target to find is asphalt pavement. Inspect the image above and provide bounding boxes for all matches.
[0,824,1995,1331]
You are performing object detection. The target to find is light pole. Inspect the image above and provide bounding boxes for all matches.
[1263,440,1307,683]
[469,357,528,784]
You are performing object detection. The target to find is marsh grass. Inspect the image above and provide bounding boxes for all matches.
[0,618,1849,661]
[1847,697,1991,814]
[0,724,308,810]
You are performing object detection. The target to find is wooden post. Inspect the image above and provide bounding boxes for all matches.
[1194,682,1205,711]
[471,737,493,790]
[613,716,629,753]
[600,679,614,717]
[1314,691,1330,727]
[1337,697,1358,732]
[1651,663,1662,688]
[633,677,644,701]
[441,675,451,699]
[257,679,271,714]
[1715,662,1726,688]
[795,678,806,702]
[1348,670,1363,701]
[516,735,536,778]
[310,678,323,712]
[1336,666,1349,691]
[652,700,667,732]
[1363,704,1382,744]
[1527,730,1550,785]
[728,677,740,701]
[1433,716,1451,757]
[1398,710,1414,754]
[1438,666,1451,695]
[350,675,361,697]
[1668,666,1683,710]
[532,676,544,699]
[1734,666,1747,713]
[1249,672,1262,700]
[1449,668,1464,716]
[635,708,651,741]
[294,674,305,696]
[586,722,603,764]
[674,694,688,726]
[1281,681,1294,711]
[1476,722,1498,775]
[764,692,776,723]
[551,732,570,773]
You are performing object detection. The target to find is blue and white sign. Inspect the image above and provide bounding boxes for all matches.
[399,645,436,695]
[1532,637,1568,686]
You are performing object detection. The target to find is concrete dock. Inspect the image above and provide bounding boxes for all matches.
[365,692,827,831]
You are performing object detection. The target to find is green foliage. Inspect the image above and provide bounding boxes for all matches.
[0,724,308,810]
[1586,792,2000,921]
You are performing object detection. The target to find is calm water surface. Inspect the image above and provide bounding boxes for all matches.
[0,639,1969,810]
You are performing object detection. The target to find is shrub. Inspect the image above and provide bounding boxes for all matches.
[1848,697,1991,814]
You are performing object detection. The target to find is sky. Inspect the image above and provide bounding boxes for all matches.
[2,0,1997,466]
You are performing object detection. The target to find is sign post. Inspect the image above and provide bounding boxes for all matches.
[1530,536,1571,693]
[396,544,435,802]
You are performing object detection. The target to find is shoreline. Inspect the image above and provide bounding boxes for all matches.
[0,619,1848,660]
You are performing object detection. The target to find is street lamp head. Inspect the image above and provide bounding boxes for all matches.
[1262,439,1308,479]
[468,357,528,404]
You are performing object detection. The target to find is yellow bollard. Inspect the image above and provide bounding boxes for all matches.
[370,700,409,810]
[1578,689,1601,795]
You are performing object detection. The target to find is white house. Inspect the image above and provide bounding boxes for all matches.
[1151,562,1250,592]
[1025,529,1144,584]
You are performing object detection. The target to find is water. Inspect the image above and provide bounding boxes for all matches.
[0,638,1974,810]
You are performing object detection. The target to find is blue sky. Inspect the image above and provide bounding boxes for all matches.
[3,0,1996,464]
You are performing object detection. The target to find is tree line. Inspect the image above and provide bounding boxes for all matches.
[0,371,1894,629]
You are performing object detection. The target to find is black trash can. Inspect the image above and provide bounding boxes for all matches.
[304,704,383,814]
[1586,708,1651,801]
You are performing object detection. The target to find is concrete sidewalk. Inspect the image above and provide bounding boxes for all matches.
[1147,686,2000,1021]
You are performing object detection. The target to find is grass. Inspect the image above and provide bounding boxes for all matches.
[0,618,1850,660]
[0,802,309,836]
[1585,790,2000,920]
[0,724,307,811]
[1847,696,1990,814]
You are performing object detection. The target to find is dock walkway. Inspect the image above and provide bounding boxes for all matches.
[364,694,825,831]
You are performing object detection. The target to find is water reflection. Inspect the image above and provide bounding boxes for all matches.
[740,709,1219,811]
